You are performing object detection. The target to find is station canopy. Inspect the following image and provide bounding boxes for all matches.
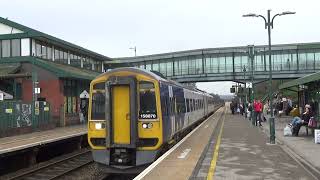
[279,71,320,90]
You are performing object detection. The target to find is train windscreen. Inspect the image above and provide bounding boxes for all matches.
[91,83,105,120]
[139,81,157,119]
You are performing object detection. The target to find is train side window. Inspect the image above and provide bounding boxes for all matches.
[170,97,175,115]
[139,81,157,119]
[173,97,179,114]
[166,97,170,116]
[192,99,194,111]
[171,98,174,115]
[195,99,197,110]
[173,97,176,114]
[193,99,195,111]
[186,99,190,112]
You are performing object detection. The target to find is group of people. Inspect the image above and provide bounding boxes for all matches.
[230,99,268,127]
[230,101,245,115]
[230,94,318,136]
[274,96,293,117]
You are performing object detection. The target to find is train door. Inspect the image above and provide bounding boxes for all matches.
[112,86,130,144]
[203,96,206,116]
[105,76,137,149]
[168,85,175,136]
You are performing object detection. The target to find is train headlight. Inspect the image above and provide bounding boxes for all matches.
[95,123,102,130]
[142,123,148,129]
[142,123,153,129]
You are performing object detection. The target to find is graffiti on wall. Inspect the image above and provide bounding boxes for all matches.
[16,104,32,127]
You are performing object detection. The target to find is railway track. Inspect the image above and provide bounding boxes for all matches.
[5,149,93,180]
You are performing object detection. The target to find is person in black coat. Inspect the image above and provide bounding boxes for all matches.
[290,105,313,136]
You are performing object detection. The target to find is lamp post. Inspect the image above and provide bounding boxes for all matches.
[130,46,137,56]
[248,45,255,125]
[243,65,247,118]
[243,10,295,144]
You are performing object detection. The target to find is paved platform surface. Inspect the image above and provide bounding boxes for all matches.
[261,115,320,176]
[138,107,225,180]
[0,124,87,155]
[138,103,315,179]
[208,113,314,180]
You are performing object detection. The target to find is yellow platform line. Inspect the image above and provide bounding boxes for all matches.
[207,109,226,180]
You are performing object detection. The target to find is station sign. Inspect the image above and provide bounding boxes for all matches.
[35,88,41,94]
[5,109,12,113]
[35,101,40,108]
[35,109,40,115]
[35,101,40,115]
[80,90,89,99]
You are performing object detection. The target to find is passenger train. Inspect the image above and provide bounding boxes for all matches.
[88,67,223,172]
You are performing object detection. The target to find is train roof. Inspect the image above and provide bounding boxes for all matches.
[97,67,213,97]
[97,67,166,81]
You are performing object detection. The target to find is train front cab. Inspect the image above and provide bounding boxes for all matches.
[88,71,163,171]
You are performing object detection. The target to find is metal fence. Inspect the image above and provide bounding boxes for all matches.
[0,101,51,131]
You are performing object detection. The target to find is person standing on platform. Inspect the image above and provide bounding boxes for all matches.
[248,102,253,120]
[286,97,293,115]
[262,100,269,122]
[230,101,235,114]
[253,99,257,124]
[240,103,244,115]
[254,99,263,126]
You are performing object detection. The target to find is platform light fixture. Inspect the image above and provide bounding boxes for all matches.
[130,46,137,57]
[243,10,295,144]
[280,11,296,16]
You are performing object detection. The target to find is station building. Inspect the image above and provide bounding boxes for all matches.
[0,17,111,135]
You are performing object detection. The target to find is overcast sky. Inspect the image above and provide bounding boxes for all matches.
[2,0,320,95]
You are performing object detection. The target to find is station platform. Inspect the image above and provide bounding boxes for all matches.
[135,105,316,180]
[135,107,225,180]
[261,115,320,178]
[0,124,87,155]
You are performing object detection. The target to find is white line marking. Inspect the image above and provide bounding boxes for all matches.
[178,148,191,159]
[133,110,219,180]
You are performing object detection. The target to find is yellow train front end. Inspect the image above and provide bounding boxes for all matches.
[88,68,163,172]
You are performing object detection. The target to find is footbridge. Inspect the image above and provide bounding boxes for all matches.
[107,42,320,83]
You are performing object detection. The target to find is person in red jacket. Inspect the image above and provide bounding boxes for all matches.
[253,99,263,126]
